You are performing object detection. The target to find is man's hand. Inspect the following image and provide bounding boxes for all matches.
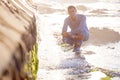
[71,35,76,38]
[72,35,83,40]
[62,32,69,37]
[77,35,83,40]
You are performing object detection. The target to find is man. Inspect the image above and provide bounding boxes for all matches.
[62,5,89,54]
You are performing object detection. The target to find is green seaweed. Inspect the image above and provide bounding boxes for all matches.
[101,76,111,80]
[24,43,38,80]
[29,43,39,80]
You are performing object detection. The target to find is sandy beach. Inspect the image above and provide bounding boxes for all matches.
[35,1,120,80]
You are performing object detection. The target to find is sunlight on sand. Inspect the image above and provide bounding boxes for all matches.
[35,0,120,80]
[88,71,106,80]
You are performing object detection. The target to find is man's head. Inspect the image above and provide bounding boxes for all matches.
[68,5,77,17]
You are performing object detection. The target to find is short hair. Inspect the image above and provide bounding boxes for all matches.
[68,5,76,11]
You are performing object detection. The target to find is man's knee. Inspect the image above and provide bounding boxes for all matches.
[83,34,89,41]
[62,37,67,43]
[62,37,73,45]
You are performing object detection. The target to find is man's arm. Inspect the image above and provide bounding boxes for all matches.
[74,15,88,33]
[79,15,87,28]
[72,15,88,40]
[62,19,68,37]
[77,15,89,40]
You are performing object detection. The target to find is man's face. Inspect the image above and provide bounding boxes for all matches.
[68,8,77,17]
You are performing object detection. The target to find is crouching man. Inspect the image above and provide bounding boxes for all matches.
[62,5,89,54]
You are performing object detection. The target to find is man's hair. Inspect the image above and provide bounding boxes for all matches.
[68,5,76,11]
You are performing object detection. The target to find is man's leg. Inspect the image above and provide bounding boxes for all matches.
[73,39,82,52]
[62,32,74,45]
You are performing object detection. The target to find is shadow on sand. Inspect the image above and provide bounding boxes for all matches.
[83,28,120,46]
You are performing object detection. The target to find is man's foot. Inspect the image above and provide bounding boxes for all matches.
[73,47,80,52]
[75,53,85,59]
[75,50,81,56]
[74,47,81,57]
[72,48,76,52]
